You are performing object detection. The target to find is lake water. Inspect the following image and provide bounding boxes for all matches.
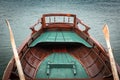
[0,0,120,79]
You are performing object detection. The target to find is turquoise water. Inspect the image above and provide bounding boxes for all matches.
[0,0,120,79]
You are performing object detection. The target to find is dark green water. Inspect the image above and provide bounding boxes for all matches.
[0,0,120,79]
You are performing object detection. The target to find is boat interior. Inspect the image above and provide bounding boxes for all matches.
[10,39,113,80]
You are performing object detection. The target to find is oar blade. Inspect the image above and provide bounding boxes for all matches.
[5,19,25,80]
[102,24,110,41]
[102,24,119,80]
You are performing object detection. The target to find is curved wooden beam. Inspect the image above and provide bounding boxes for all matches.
[5,19,25,80]
[103,24,119,80]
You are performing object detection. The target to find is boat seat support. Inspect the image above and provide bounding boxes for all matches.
[46,61,77,75]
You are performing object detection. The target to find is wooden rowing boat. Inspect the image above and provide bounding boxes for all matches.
[3,13,120,80]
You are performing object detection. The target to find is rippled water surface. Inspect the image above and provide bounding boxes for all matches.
[0,0,120,79]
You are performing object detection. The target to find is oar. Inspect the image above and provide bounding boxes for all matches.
[103,24,119,80]
[5,19,25,80]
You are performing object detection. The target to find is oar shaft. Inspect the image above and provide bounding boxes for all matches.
[6,20,25,80]
[106,40,119,80]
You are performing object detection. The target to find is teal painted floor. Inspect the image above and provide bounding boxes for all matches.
[36,53,88,79]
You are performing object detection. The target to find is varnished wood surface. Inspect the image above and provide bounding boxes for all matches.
[20,44,112,79]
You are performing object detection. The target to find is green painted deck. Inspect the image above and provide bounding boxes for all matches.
[36,53,88,79]
[30,31,92,47]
